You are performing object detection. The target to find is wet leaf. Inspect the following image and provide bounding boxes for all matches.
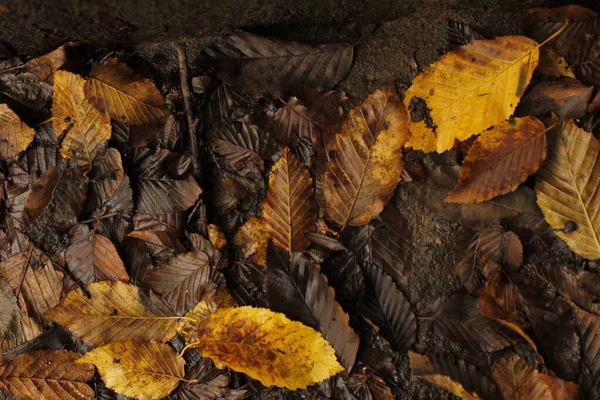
[359,263,417,352]
[131,147,202,214]
[186,306,344,389]
[65,224,129,285]
[266,244,359,371]
[519,78,594,120]
[84,58,168,124]
[445,117,547,204]
[536,121,600,259]
[409,351,500,400]
[405,36,539,152]
[203,31,354,99]
[143,251,211,315]
[0,350,94,400]
[52,70,112,168]
[45,281,180,346]
[318,83,410,230]
[0,104,35,159]
[77,339,184,400]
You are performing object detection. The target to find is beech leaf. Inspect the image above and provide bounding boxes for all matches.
[0,104,35,160]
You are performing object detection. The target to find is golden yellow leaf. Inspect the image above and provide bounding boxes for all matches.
[185,306,344,389]
[536,121,600,259]
[52,70,112,167]
[234,148,317,260]
[318,83,409,230]
[77,339,184,400]
[207,223,227,250]
[405,36,539,153]
[233,216,268,265]
[0,104,35,159]
[84,58,168,125]
[44,281,180,346]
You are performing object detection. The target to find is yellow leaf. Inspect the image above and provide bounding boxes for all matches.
[44,281,180,346]
[84,58,168,125]
[52,70,112,168]
[233,216,268,265]
[0,104,35,159]
[318,83,410,230]
[77,339,184,400]
[405,36,539,153]
[207,223,227,250]
[185,306,343,389]
[536,121,600,259]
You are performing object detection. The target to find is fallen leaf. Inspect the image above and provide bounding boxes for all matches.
[131,147,202,214]
[405,36,539,152]
[536,121,600,259]
[24,42,73,81]
[84,58,168,124]
[85,148,125,213]
[143,251,211,315]
[203,31,354,99]
[176,356,247,400]
[52,70,112,168]
[186,306,344,389]
[447,20,486,48]
[359,262,417,352]
[445,117,547,204]
[77,339,184,400]
[0,104,35,159]
[0,350,94,400]
[348,373,395,400]
[0,277,20,341]
[567,35,600,86]
[537,46,576,79]
[318,83,410,230]
[522,78,595,120]
[572,303,600,377]
[212,176,247,213]
[45,281,180,346]
[233,217,268,265]
[409,351,500,400]
[274,97,315,150]
[266,244,359,371]
[65,224,129,284]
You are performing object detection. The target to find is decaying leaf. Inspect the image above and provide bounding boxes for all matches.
[536,121,600,259]
[405,36,539,152]
[537,46,576,79]
[84,58,168,124]
[77,339,184,400]
[0,104,35,159]
[233,217,268,265]
[144,251,211,315]
[319,83,410,230]
[445,117,547,204]
[519,78,594,120]
[360,263,417,352]
[409,351,500,400]
[176,356,247,400]
[0,277,20,341]
[52,70,112,168]
[0,350,95,400]
[567,34,600,86]
[203,31,354,99]
[572,303,600,377]
[45,281,180,346]
[186,306,344,389]
[266,245,359,371]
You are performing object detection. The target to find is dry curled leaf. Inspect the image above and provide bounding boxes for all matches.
[318,83,409,230]
[84,58,168,124]
[0,104,35,160]
[52,70,112,168]
[445,117,547,204]
[45,281,180,346]
[0,350,95,400]
[405,36,539,152]
[77,339,184,400]
[536,121,600,259]
[186,306,344,390]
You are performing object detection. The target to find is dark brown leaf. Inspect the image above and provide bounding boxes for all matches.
[519,78,595,120]
[176,356,246,400]
[274,97,316,150]
[447,20,486,48]
[572,303,600,376]
[212,176,248,213]
[203,31,354,99]
[567,35,600,86]
[85,148,124,213]
[0,277,20,341]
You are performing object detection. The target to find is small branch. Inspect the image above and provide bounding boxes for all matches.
[79,211,119,224]
[176,42,201,179]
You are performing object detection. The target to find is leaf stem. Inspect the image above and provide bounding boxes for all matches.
[538,18,570,48]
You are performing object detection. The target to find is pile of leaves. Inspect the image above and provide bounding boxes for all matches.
[1,3,600,400]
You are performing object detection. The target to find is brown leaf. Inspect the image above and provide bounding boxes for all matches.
[318,83,410,230]
[24,166,60,221]
[519,5,599,54]
[478,268,527,328]
[567,35,600,86]
[409,351,500,400]
[85,148,124,213]
[0,104,35,160]
[274,97,316,150]
[65,224,129,285]
[203,31,354,99]
[143,251,211,315]
[572,303,600,377]
[447,20,486,48]
[52,71,112,168]
[0,350,94,400]
[359,262,417,352]
[24,42,72,81]
[131,147,202,214]
[445,117,547,204]
[0,277,20,341]
[347,373,394,400]
[266,244,359,371]
[537,46,576,79]
[519,78,595,120]
[212,176,247,213]
[85,58,168,124]
[176,356,246,400]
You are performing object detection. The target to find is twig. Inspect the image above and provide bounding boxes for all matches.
[15,247,34,298]
[176,42,201,179]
